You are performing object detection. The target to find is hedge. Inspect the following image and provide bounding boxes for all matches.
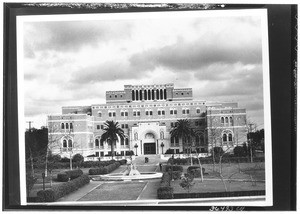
[57,169,83,182]
[37,174,90,202]
[173,190,265,199]
[187,166,206,177]
[168,157,265,165]
[165,165,183,172]
[157,172,174,199]
[65,169,83,180]
[89,162,121,175]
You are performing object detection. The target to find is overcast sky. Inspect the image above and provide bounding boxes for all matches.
[22,11,266,129]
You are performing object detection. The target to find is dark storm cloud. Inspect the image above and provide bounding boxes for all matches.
[24,20,132,56]
[128,37,262,73]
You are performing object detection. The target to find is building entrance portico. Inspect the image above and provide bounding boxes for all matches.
[144,143,156,154]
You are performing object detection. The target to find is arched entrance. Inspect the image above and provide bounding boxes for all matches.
[144,133,156,154]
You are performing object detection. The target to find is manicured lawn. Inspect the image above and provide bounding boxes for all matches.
[78,182,147,201]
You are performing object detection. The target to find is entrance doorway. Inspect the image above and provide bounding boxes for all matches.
[144,143,156,154]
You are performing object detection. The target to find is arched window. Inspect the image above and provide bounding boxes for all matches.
[221,117,224,124]
[95,139,99,147]
[100,139,104,147]
[125,138,129,145]
[136,90,139,100]
[148,90,151,100]
[195,136,200,143]
[160,89,163,99]
[66,123,69,129]
[152,90,155,100]
[61,123,65,129]
[228,133,233,141]
[225,117,229,124]
[156,89,159,100]
[63,139,67,147]
[164,89,167,99]
[139,90,143,100]
[70,123,73,130]
[120,138,124,145]
[98,112,102,117]
[175,137,179,145]
[68,139,73,147]
[223,134,227,142]
[171,137,174,144]
[132,90,135,101]
[144,90,147,100]
[229,117,233,125]
[200,135,204,144]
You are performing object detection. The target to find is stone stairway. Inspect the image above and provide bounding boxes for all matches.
[132,154,162,166]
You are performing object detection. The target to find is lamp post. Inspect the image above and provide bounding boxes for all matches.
[160,142,165,154]
[134,143,138,156]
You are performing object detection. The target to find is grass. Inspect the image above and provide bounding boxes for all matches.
[78,182,147,201]
[173,162,265,194]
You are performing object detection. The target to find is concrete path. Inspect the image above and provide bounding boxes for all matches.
[56,155,164,202]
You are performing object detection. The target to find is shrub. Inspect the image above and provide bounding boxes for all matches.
[89,167,106,175]
[165,165,183,172]
[26,174,37,196]
[57,173,69,182]
[160,172,171,187]
[118,159,127,165]
[165,148,174,154]
[65,169,83,180]
[157,186,174,199]
[37,174,90,202]
[187,166,205,174]
[60,157,70,163]
[73,153,84,163]
[171,171,182,180]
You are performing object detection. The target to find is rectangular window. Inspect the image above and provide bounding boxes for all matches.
[121,124,125,128]
[121,151,124,156]
[96,152,100,157]
[187,109,190,114]
[113,112,116,117]
[101,125,104,129]
[125,112,128,116]
[158,110,161,115]
[170,110,173,114]
[197,109,200,113]
[146,111,149,116]
[100,140,104,147]
[137,111,140,116]
[133,111,137,116]
[125,124,128,128]
[121,112,124,116]
[97,125,100,129]
[162,110,165,115]
[100,152,104,157]
[150,111,153,115]
[182,109,186,114]
[174,110,177,114]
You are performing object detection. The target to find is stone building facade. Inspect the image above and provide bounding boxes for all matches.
[47,83,248,158]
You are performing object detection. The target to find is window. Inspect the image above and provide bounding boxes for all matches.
[125,112,128,116]
[125,124,128,128]
[222,134,227,142]
[68,139,73,147]
[146,111,148,116]
[195,121,199,126]
[61,123,64,129]
[100,152,104,157]
[229,117,233,125]
[137,111,140,116]
[97,125,100,129]
[125,138,129,145]
[121,151,124,156]
[101,125,104,129]
[96,152,100,157]
[196,109,201,114]
[150,110,153,115]
[70,123,73,130]
[170,110,173,114]
[133,111,137,116]
[66,123,69,129]
[98,112,102,117]
[95,139,99,147]
[221,117,225,124]
[228,133,233,141]
[121,112,124,116]
[120,138,124,145]
[109,112,112,117]
[186,109,190,114]
[162,110,165,115]
[158,110,161,115]
[174,110,177,114]
[121,124,125,128]
[63,139,67,147]
[225,117,229,124]
[100,139,104,147]
[182,109,186,114]
[113,112,116,117]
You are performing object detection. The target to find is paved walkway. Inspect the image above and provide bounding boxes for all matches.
[56,155,164,202]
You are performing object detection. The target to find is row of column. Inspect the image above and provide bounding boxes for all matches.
[132,89,167,101]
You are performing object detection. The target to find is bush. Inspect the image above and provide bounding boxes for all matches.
[89,167,106,175]
[37,174,90,202]
[171,171,182,180]
[57,173,69,182]
[157,186,174,199]
[165,165,183,172]
[125,150,134,156]
[60,157,70,163]
[26,174,37,196]
[160,172,172,187]
[73,153,84,163]
[118,159,127,165]
[165,149,174,154]
[187,166,205,174]
[65,169,83,180]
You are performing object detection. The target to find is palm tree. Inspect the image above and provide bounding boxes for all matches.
[101,120,125,159]
[170,119,195,160]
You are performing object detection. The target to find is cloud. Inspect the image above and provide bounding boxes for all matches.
[23,20,132,57]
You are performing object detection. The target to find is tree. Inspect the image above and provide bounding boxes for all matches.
[73,153,84,168]
[170,119,195,165]
[101,120,126,159]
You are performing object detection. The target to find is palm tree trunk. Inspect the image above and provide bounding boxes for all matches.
[111,140,115,160]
